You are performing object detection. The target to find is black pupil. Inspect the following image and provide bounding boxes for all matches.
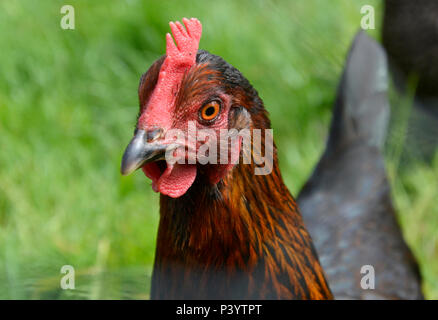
[205,106,216,117]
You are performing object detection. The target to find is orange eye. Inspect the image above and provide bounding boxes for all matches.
[200,101,220,122]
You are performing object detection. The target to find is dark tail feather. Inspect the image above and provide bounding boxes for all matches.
[326,31,390,154]
[298,31,424,299]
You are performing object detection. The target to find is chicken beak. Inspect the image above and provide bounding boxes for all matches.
[120,129,168,176]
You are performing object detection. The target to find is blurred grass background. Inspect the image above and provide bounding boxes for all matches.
[0,0,436,299]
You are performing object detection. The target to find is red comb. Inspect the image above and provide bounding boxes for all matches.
[165,18,202,70]
[138,18,202,130]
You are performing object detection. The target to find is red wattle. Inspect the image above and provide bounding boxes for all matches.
[142,163,197,198]
[158,163,197,198]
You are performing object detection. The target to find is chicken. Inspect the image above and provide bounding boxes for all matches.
[120,18,332,299]
[382,0,438,161]
[383,0,438,98]
[297,31,424,299]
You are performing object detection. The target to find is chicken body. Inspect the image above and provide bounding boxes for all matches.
[383,0,438,98]
[152,155,332,299]
[383,0,438,161]
[298,32,423,299]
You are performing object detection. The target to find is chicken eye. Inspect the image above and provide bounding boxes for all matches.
[199,101,220,122]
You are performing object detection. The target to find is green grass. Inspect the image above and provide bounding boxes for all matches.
[0,0,436,299]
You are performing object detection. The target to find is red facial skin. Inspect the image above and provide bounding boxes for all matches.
[137,18,239,198]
